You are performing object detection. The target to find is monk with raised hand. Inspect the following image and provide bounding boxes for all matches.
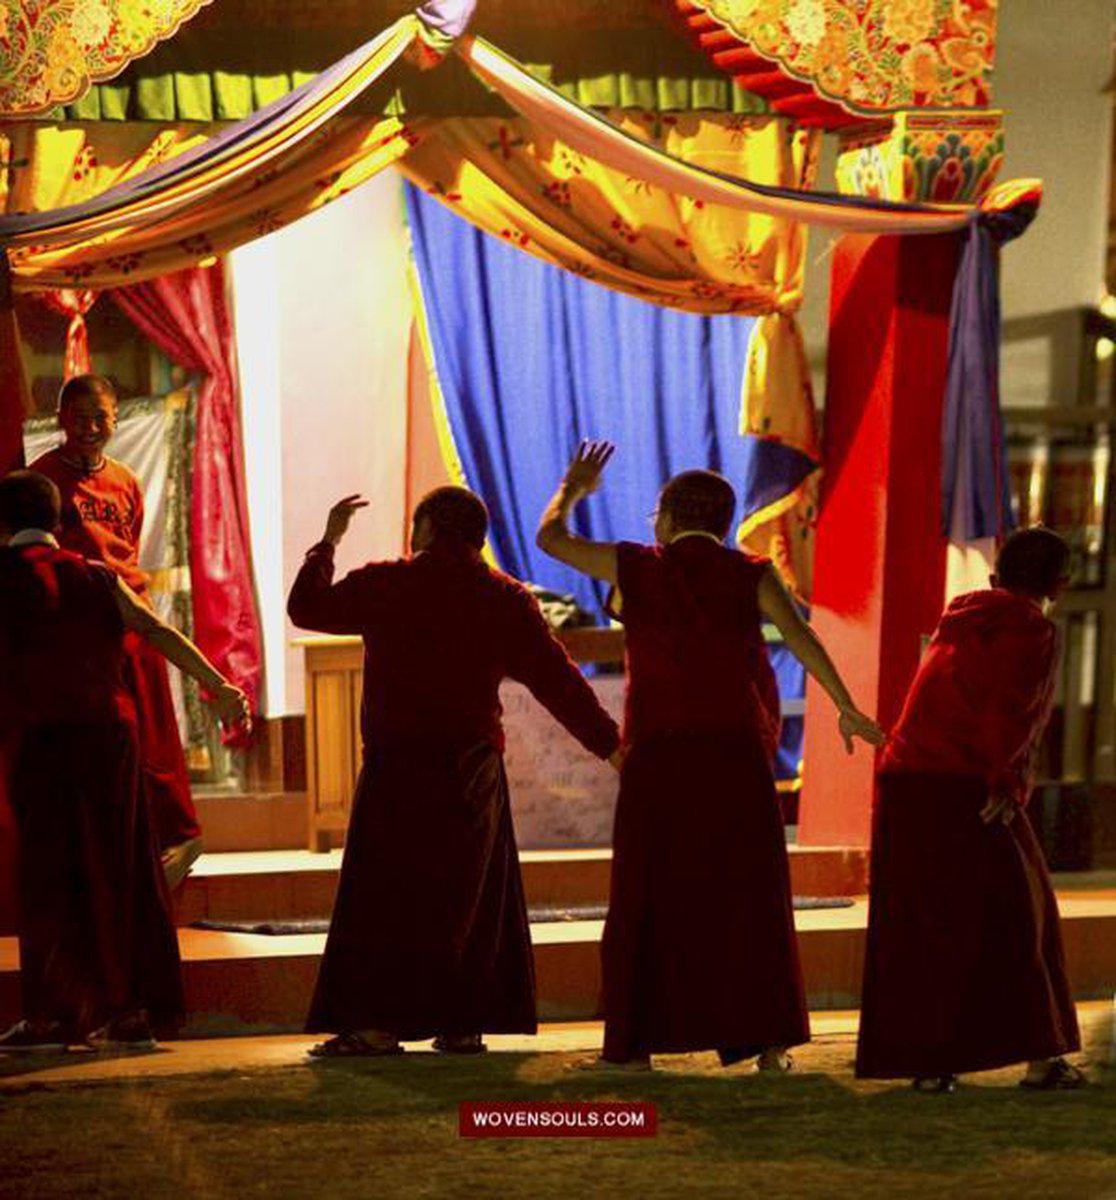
[537,441,884,1071]
[289,487,621,1059]
[0,471,249,1054]
[857,526,1084,1094]
[30,374,206,889]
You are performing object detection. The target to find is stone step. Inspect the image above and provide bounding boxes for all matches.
[3,894,1112,1036]
[173,845,869,927]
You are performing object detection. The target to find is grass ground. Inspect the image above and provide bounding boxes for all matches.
[1,1028,1114,1200]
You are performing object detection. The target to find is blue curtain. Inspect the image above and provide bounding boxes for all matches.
[405,181,805,783]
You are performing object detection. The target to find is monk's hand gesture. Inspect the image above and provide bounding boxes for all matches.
[980,792,1017,825]
[324,494,370,547]
[563,441,615,499]
[211,681,252,734]
[838,707,886,754]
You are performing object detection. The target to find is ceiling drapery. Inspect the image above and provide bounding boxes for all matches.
[671,0,998,129]
[0,0,213,116]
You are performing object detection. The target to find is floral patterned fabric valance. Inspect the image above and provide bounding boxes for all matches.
[675,0,998,123]
[0,0,212,116]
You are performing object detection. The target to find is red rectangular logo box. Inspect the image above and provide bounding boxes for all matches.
[459,1101,658,1139]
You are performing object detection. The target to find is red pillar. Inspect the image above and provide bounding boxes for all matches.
[797,231,960,847]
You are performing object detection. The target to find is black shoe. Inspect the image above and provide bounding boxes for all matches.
[87,1012,157,1052]
[0,1019,69,1053]
[912,1075,958,1094]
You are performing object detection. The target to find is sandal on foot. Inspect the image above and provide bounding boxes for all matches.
[1020,1060,1086,1091]
[575,1055,652,1073]
[757,1051,794,1074]
[309,1034,403,1059]
[912,1075,958,1094]
[433,1035,487,1055]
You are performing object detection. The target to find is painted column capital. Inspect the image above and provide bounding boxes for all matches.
[835,109,1004,204]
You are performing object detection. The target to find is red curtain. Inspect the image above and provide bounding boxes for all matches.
[39,289,97,379]
[112,264,262,724]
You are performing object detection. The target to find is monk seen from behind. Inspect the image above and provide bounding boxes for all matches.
[857,526,1084,1093]
[537,442,885,1071]
[288,487,621,1058]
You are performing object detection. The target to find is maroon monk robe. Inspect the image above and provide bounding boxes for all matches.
[288,540,619,1040]
[0,543,183,1037]
[857,589,1080,1079]
[602,537,808,1063]
[30,448,200,848]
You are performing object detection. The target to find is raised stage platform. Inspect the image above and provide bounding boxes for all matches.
[1,846,1113,1035]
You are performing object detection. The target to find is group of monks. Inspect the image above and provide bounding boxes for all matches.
[0,377,1086,1093]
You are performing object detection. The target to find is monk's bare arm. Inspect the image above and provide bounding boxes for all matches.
[112,579,250,730]
[757,565,885,753]
[536,441,619,585]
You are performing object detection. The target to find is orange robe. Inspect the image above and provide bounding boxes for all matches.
[30,448,199,847]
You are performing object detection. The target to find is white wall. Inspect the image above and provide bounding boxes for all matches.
[232,173,413,716]
[996,0,1113,320]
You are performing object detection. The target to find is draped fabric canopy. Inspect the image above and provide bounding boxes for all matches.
[0,8,1032,290]
[400,111,819,316]
[400,108,821,582]
[0,1,1040,549]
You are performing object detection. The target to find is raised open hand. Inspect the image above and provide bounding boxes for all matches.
[563,440,615,497]
[324,494,370,546]
[838,708,887,754]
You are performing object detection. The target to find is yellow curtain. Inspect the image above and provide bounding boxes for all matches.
[0,123,213,217]
[401,112,821,592]
[3,117,422,289]
[401,112,818,316]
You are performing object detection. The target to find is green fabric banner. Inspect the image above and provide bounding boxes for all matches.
[52,24,767,121]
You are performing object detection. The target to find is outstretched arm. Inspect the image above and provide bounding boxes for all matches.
[757,565,885,753]
[536,441,619,585]
[508,593,622,767]
[113,580,251,733]
[287,495,373,634]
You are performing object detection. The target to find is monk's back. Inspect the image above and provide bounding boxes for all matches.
[351,547,545,751]
[0,545,130,729]
[614,537,779,750]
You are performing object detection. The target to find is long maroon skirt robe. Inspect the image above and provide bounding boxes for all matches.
[1,544,183,1036]
[857,590,1079,1078]
[288,541,619,1040]
[602,538,809,1062]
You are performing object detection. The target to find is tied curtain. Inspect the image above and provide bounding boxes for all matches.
[406,181,805,786]
[112,264,262,722]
